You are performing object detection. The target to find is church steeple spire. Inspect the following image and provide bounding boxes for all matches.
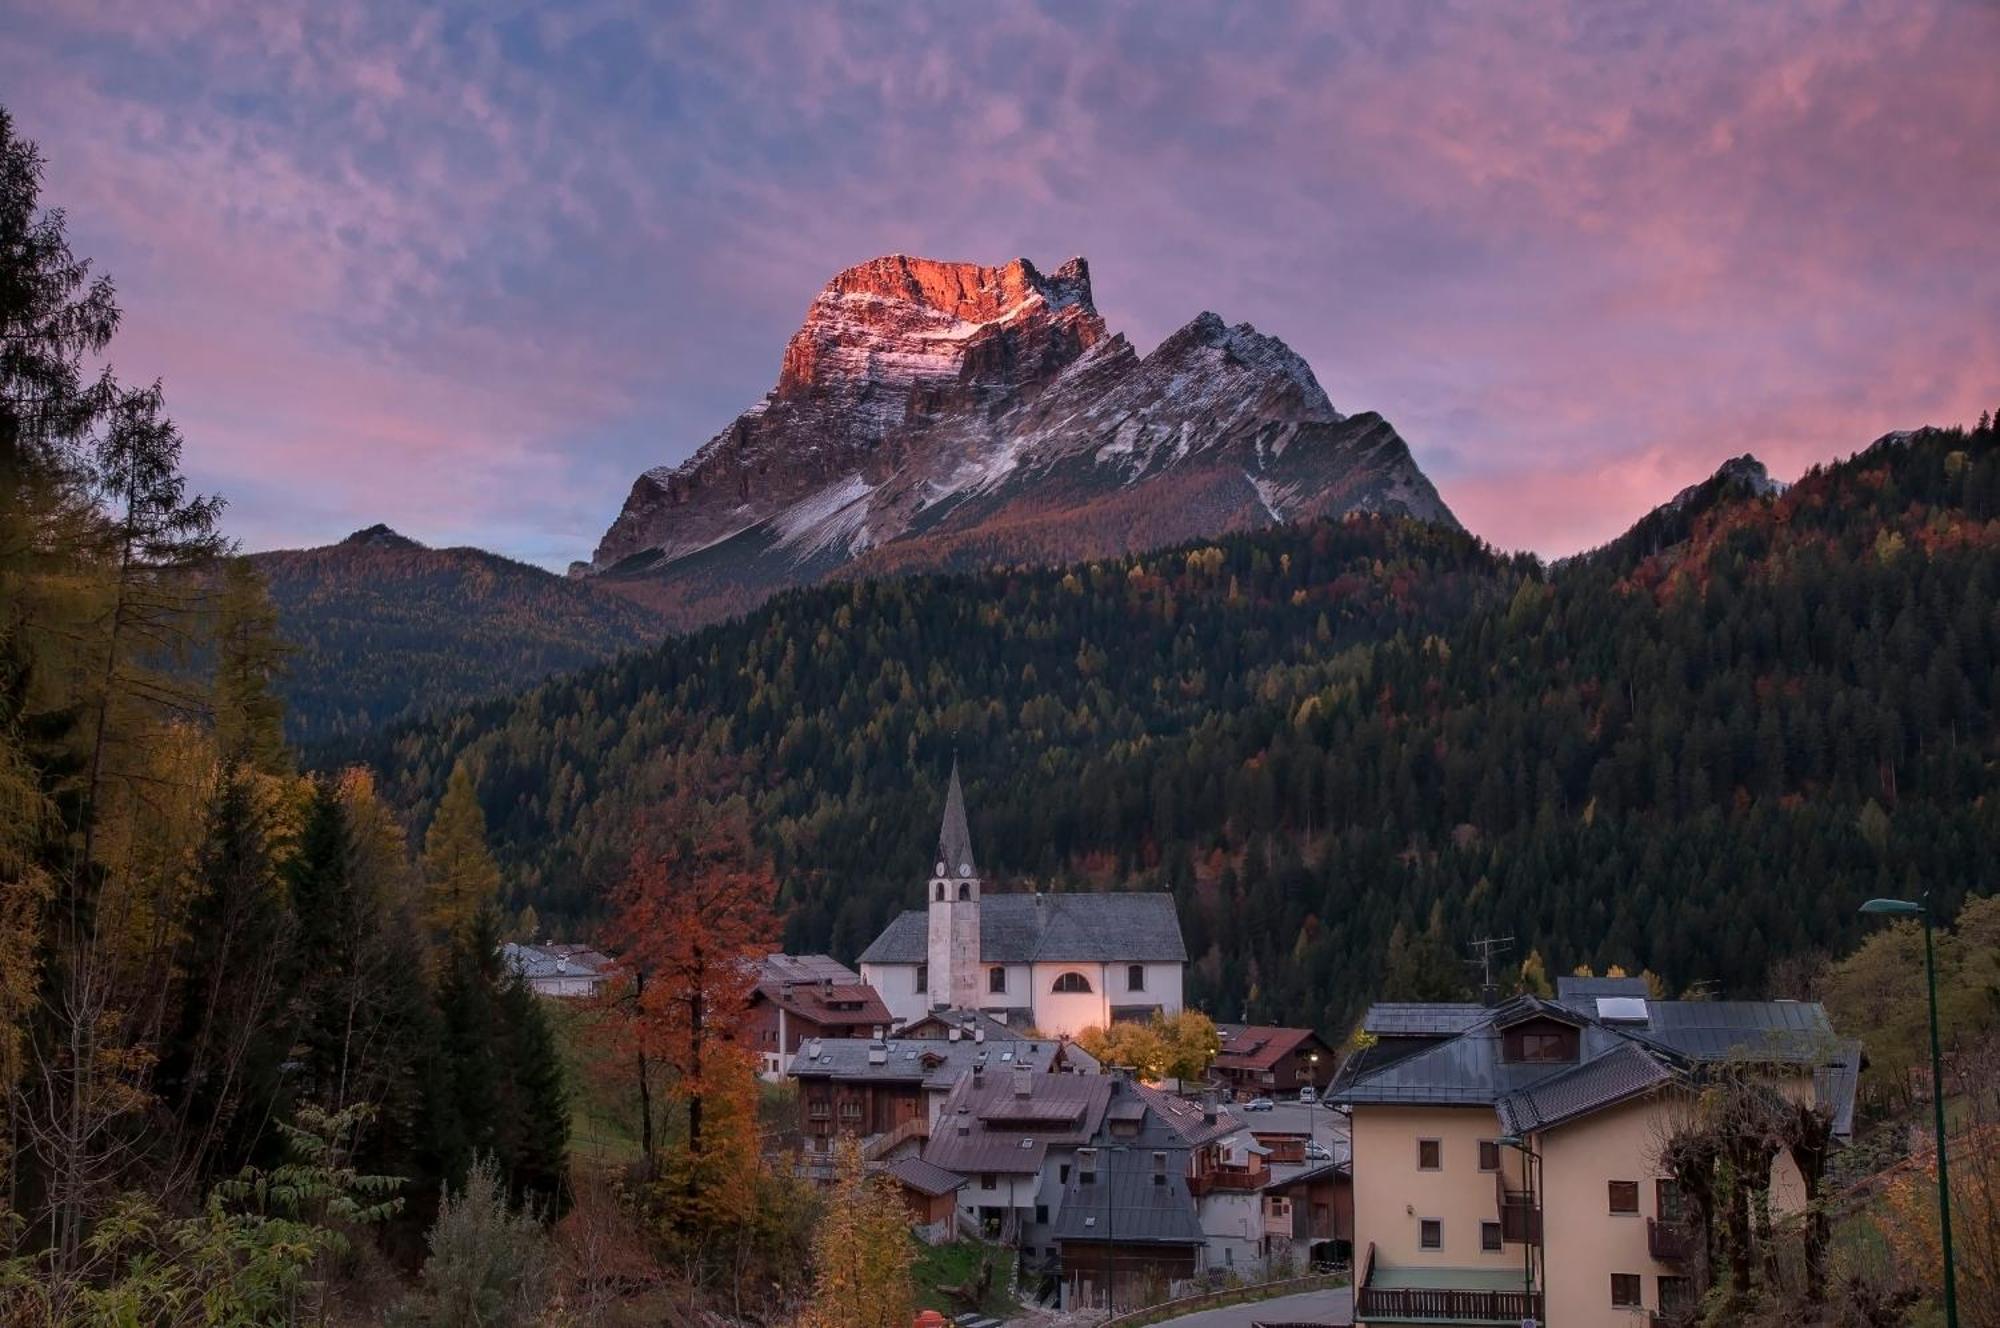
[938,755,976,879]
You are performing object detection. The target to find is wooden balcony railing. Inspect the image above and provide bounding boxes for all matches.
[1189,1168,1265,1197]
[1356,1286,1543,1322]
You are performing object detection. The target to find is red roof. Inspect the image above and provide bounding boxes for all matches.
[753,979,892,1029]
[1212,1024,1324,1073]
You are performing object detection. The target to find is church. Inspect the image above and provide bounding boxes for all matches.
[857,762,1188,1038]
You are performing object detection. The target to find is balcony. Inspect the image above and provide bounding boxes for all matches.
[1357,1285,1544,1323]
[1189,1167,1265,1197]
[1493,1173,1540,1243]
[1649,1217,1693,1263]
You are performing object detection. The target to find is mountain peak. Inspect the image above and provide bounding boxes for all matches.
[1669,454,1785,511]
[341,523,423,550]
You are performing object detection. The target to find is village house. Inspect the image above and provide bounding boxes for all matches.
[500,942,613,998]
[1333,976,1861,1327]
[745,953,892,1078]
[787,1030,1090,1176]
[1262,1158,1354,1268]
[1211,1023,1339,1099]
[857,762,1188,1037]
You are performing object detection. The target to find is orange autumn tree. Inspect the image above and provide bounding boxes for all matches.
[605,793,778,1222]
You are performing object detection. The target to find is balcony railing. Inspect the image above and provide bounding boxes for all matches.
[1493,1173,1540,1243]
[1190,1168,1265,1197]
[1649,1217,1693,1262]
[1356,1286,1544,1322]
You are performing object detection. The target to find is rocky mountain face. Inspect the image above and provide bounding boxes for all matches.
[581,254,1457,625]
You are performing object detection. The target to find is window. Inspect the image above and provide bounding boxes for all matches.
[934,883,944,902]
[990,966,1006,994]
[1659,1275,1694,1313]
[1035,1204,1048,1224]
[1609,1180,1640,1214]
[808,1099,829,1120]
[1059,1164,1071,1184]
[1611,1273,1642,1308]
[1152,1151,1168,1186]
[1657,1179,1685,1223]
[957,882,971,900]
[838,1100,861,1121]
[915,964,927,994]
[1128,964,1146,991]
[1052,971,1093,994]
[1417,1139,1442,1171]
[1478,1140,1501,1173]
[980,1173,996,1191]
[1419,1219,1442,1250]
[1519,1031,1570,1061]
[1480,1221,1503,1253]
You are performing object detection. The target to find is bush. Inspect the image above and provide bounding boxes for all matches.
[395,1155,552,1328]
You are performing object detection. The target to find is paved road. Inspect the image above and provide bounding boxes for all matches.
[1146,1285,1352,1327]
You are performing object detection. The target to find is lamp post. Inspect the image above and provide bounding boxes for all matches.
[1861,895,1959,1328]
[1497,1134,1540,1326]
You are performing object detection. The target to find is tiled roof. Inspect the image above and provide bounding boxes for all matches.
[883,1155,965,1197]
[858,891,1188,965]
[1495,1040,1673,1134]
[1213,1024,1326,1072]
[753,978,892,1029]
[1050,1152,1206,1246]
[1133,1084,1241,1147]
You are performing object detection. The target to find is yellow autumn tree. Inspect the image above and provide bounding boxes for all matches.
[800,1135,914,1328]
[1075,1009,1218,1084]
[420,759,502,947]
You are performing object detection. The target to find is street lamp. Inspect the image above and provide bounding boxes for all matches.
[1861,895,1959,1328]
[1496,1134,1540,1326]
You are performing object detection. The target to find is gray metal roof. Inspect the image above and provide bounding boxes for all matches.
[1339,995,1860,1137]
[759,953,861,985]
[882,1154,966,1197]
[937,758,977,880]
[923,1073,1113,1175]
[789,1035,1070,1089]
[1050,1152,1206,1246]
[857,891,1188,965]
[1134,1084,1242,1147]
[501,942,611,982]
[1361,1003,1489,1037]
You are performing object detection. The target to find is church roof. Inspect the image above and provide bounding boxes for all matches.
[857,892,1188,966]
[937,757,977,879]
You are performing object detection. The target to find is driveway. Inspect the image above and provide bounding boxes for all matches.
[1146,1285,1352,1328]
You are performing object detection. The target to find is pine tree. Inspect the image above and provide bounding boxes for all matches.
[421,761,502,949]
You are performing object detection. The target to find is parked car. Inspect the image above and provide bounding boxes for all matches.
[1243,1096,1275,1112]
[1298,1086,1317,1104]
[1304,1140,1334,1162]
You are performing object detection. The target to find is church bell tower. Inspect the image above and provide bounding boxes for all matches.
[926,757,982,1011]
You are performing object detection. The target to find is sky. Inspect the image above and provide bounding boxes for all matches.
[5,0,1997,566]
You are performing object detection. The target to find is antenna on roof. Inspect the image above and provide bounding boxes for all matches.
[1465,935,1515,1007]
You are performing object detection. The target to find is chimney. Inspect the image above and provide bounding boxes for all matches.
[1013,1068,1032,1098]
[872,1025,884,1041]
[948,1027,962,1042]
[974,1028,986,1044]
[1481,981,1500,1008]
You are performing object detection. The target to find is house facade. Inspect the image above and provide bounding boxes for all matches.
[1212,1023,1338,1099]
[857,762,1188,1037]
[746,953,892,1078]
[500,942,612,998]
[1333,977,1861,1327]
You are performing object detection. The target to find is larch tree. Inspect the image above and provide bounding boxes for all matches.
[800,1135,914,1328]
[421,760,502,949]
[606,794,777,1211]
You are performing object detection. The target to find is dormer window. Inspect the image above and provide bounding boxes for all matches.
[1519,1031,1573,1062]
[1498,1014,1582,1064]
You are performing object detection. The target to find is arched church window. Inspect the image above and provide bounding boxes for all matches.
[1052,972,1093,994]
[935,883,944,902]
[957,882,971,901]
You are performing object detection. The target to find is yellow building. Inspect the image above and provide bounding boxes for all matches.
[1333,977,1859,1326]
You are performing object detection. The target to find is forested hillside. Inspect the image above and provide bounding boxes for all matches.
[250,525,666,743]
[367,418,2000,1034]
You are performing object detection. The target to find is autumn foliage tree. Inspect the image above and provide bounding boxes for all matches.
[604,794,777,1218]
[799,1136,913,1328]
